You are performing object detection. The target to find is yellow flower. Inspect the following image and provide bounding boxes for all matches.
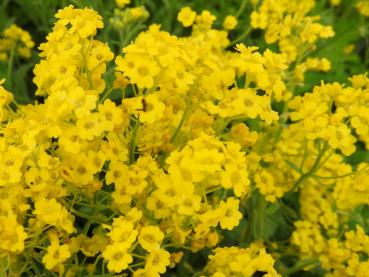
[218,198,243,230]
[255,170,283,203]
[138,94,166,124]
[113,71,130,89]
[178,194,201,215]
[108,218,138,248]
[233,88,262,119]
[250,11,268,29]
[102,133,129,163]
[291,220,326,256]
[98,99,124,131]
[223,15,238,30]
[103,242,133,273]
[33,198,76,233]
[116,53,160,89]
[177,7,196,27]
[58,126,82,154]
[76,234,107,257]
[73,92,97,119]
[153,172,194,208]
[220,163,250,197]
[0,146,24,185]
[145,248,170,274]
[125,207,143,223]
[42,240,71,270]
[106,161,129,185]
[206,246,280,276]
[195,10,216,29]
[76,113,103,140]
[138,226,164,252]
[146,194,171,219]
[0,79,13,107]
[0,214,27,253]
[326,124,356,156]
[56,5,103,38]
[230,123,258,147]
[165,61,195,93]
[88,41,114,70]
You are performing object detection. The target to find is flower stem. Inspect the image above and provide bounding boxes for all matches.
[284,258,320,275]
[171,105,191,144]
[228,27,252,48]
[129,120,140,164]
[6,46,15,91]
[287,142,329,194]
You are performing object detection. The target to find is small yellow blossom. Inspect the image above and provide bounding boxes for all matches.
[42,240,71,270]
[145,248,170,274]
[223,15,238,30]
[177,7,197,27]
[103,242,133,273]
[139,226,164,252]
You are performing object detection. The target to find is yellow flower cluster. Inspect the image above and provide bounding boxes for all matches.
[251,0,334,61]
[1,2,368,276]
[204,243,280,277]
[0,5,262,274]
[110,5,149,30]
[34,5,112,97]
[286,83,369,274]
[292,223,369,276]
[0,24,34,61]
[289,75,369,156]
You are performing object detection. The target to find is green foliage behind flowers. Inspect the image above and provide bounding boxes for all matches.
[0,0,369,276]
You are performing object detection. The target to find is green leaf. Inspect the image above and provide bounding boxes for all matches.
[12,62,34,103]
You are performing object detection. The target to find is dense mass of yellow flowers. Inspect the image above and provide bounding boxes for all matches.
[0,1,369,276]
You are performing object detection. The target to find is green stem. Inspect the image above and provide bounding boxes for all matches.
[236,0,248,18]
[206,186,223,194]
[69,208,106,224]
[272,103,289,148]
[171,105,191,144]
[129,121,140,164]
[287,142,329,194]
[158,104,191,167]
[99,86,114,103]
[273,45,310,147]
[228,27,252,48]
[121,23,146,47]
[300,139,308,170]
[284,258,320,276]
[252,192,266,241]
[6,46,15,91]
[82,41,94,90]
[131,253,146,259]
[312,172,355,179]
[162,0,172,32]
[218,115,249,134]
